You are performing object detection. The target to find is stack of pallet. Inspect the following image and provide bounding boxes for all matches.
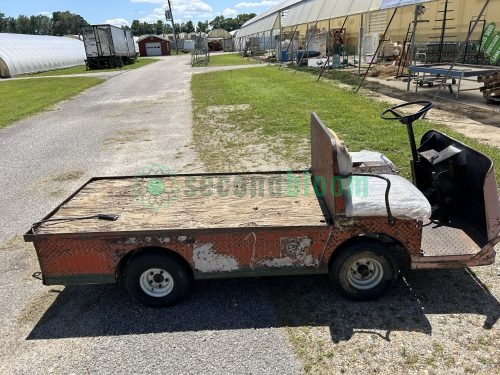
[478,72,500,103]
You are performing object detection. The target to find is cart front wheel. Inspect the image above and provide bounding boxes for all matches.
[124,252,192,307]
[329,242,399,301]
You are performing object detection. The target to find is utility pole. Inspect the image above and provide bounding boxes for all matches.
[165,0,178,54]
[358,13,364,76]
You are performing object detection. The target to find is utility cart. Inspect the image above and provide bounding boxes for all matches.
[25,102,500,306]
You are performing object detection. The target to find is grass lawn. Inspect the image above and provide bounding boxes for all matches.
[23,58,159,77]
[191,65,500,179]
[0,77,103,128]
[196,53,257,67]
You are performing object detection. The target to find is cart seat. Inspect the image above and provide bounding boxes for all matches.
[326,130,396,174]
[344,174,432,222]
[324,125,429,221]
[310,112,430,222]
[351,150,396,174]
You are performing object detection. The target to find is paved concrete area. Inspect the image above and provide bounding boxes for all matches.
[0,55,299,374]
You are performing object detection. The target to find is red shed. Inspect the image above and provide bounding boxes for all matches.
[138,35,171,57]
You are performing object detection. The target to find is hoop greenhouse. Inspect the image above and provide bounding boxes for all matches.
[0,33,86,78]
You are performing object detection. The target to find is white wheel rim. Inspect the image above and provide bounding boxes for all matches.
[139,268,174,297]
[347,257,384,290]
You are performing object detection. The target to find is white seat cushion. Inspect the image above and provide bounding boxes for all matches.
[344,174,431,221]
[351,150,396,174]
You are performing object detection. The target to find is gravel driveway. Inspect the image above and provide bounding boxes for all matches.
[0,55,299,374]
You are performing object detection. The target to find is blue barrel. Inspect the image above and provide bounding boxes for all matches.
[280,50,289,62]
[296,50,304,62]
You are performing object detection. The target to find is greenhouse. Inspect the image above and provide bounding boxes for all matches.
[0,33,86,78]
[235,0,499,67]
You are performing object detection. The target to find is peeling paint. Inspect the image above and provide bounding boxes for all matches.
[259,237,318,267]
[192,243,239,272]
[303,254,318,266]
[178,236,187,242]
[260,257,294,267]
[159,237,170,244]
[281,237,312,258]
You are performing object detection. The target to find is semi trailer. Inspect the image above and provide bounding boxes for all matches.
[82,24,136,69]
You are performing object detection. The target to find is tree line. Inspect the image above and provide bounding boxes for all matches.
[0,12,88,35]
[0,11,256,36]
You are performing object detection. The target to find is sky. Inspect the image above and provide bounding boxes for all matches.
[1,0,281,28]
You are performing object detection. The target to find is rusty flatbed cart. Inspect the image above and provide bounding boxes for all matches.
[25,102,500,306]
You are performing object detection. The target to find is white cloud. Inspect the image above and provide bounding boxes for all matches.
[234,1,279,8]
[170,1,213,15]
[222,8,238,18]
[130,0,163,3]
[105,18,130,27]
[37,11,52,17]
[135,0,214,24]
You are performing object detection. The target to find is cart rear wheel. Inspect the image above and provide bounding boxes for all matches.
[329,242,398,301]
[124,252,192,307]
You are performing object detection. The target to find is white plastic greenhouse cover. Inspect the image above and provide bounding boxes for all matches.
[238,0,435,37]
[0,33,86,77]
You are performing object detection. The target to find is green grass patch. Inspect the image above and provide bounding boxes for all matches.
[196,53,257,67]
[24,58,159,77]
[191,66,500,179]
[0,77,102,128]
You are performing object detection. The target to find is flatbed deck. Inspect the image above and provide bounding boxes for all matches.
[34,172,329,235]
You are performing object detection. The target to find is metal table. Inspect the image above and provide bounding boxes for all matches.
[407,64,500,98]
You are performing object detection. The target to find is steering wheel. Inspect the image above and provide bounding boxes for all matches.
[380,101,433,125]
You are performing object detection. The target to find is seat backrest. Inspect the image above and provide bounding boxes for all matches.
[310,112,352,216]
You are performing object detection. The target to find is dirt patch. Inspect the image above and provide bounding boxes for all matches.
[48,189,68,198]
[103,128,152,146]
[45,170,85,183]
[207,104,252,113]
[366,64,400,78]
[194,107,309,172]
[0,236,40,281]
[0,235,31,252]
[17,288,63,325]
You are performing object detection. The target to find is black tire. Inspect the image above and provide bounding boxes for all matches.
[124,252,192,307]
[329,242,399,301]
[428,82,434,87]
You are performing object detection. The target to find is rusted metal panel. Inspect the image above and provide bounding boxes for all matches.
[412,225,499,269]
[420,224,481,256]
[30,217,422,284]
[411,246,497,269]
[325,217,422,259]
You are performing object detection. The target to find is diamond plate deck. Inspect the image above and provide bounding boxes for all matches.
[421,223,481,257]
